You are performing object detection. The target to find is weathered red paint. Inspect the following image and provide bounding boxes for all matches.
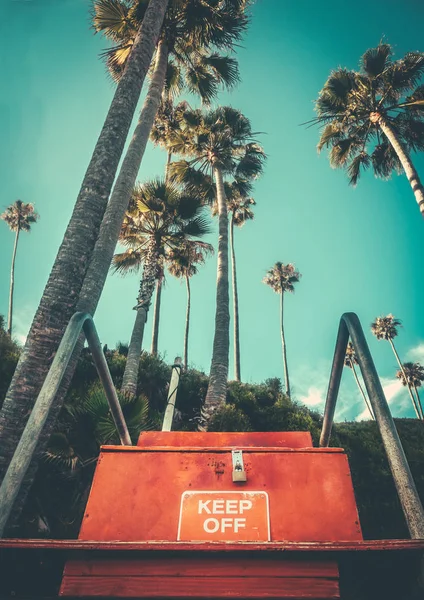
[137,431,313,448]
[60,431,362,598]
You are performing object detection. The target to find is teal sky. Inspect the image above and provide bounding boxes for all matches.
[2,0,424,421]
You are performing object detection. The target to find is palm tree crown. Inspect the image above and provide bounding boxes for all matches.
[344,342,358,368]
[263,262,301,294]
[113,179,210,285]
[167,239,214,279]
[315,43,424,186]
[371,314,401,341]
[396,362,424,388]
[1,200,38,232]
[94,0,245,100]
[169,106,265,189]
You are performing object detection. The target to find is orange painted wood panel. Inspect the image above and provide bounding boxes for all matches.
[137,431,313,448]
[63,556,339,578]
[79,449,362,542]
[60,575,339,599]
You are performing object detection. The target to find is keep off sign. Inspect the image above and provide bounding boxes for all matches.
[177,491,270,541]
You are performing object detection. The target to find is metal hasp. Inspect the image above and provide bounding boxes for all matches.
[0,312,131,538]
[232,449,247,482]
[161,357,182,432]
[320,312,424,539]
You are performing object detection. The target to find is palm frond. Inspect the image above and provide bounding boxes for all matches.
[317,123,343,152]
[92,0,133,42]
[347,152,371,186]
[112,249,143,275]
[361,43,392,78]
[329,138,360,167]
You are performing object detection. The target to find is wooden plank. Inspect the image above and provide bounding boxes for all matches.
[99,446,344,454]
[63,557,338,578]
[60,575,340,598]
[1,539,424,552]
[137,431,314,449]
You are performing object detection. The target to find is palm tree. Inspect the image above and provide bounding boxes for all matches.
[371,314,421,419]
[211,180,255,381]
[396,362,424,420]
[113,179,210,396]
[169,106,265,420]
[227,183,255,382]
[0,0,169,524]
[1,201,39,336]
[344,343,374,419]
[167,240,214,369]
[315,42,424,215]
[263,263,301,398]
[150,268,164,356]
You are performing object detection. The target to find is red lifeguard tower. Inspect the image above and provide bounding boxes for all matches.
[1,313,423,599]
[60,430,362,599]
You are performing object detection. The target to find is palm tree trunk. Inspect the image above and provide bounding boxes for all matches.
[280,291,290,398]
[229,214,240,381]
[388,339,422,419]
[351,364,375,420]
[121,239,161,396]
[0,0,169,529]
[121,309,147,397]
[413,384,424,420]
[151,278,162,355]
[165,151,172,182]
[183,274,191,370]
[203,167,230,423]
[373,113,424,215]
[7,229,19,336]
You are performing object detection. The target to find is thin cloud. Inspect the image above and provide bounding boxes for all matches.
[407,342,424,363]
[301,386,325,407]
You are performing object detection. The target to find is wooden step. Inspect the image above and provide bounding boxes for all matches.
[60,555,339,599]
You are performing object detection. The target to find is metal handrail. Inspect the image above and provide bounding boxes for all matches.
[0,312,131,537]
[320,312,424,539]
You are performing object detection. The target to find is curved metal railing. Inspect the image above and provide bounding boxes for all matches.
[0,312,131,537]
[320,312,424,539]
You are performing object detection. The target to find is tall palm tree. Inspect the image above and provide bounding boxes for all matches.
[396,362,424,420]
[169,106,265,420]
[344,342,374,419]
[315,42,424,215]
[1,201,39,336]
[113,179,210,396]
[150,268,164,356]
[263,263,301,398]
[371,314,421,419]
[0,0,169,524]
[211,180,255,381]
[167,240,214,369]
[227,184,255,382]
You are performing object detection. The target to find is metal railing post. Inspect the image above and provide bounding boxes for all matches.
[320,312,424,539]
[162,357,182,432]
[0,312,131,538]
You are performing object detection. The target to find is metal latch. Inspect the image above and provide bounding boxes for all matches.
[232,450,247,482]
